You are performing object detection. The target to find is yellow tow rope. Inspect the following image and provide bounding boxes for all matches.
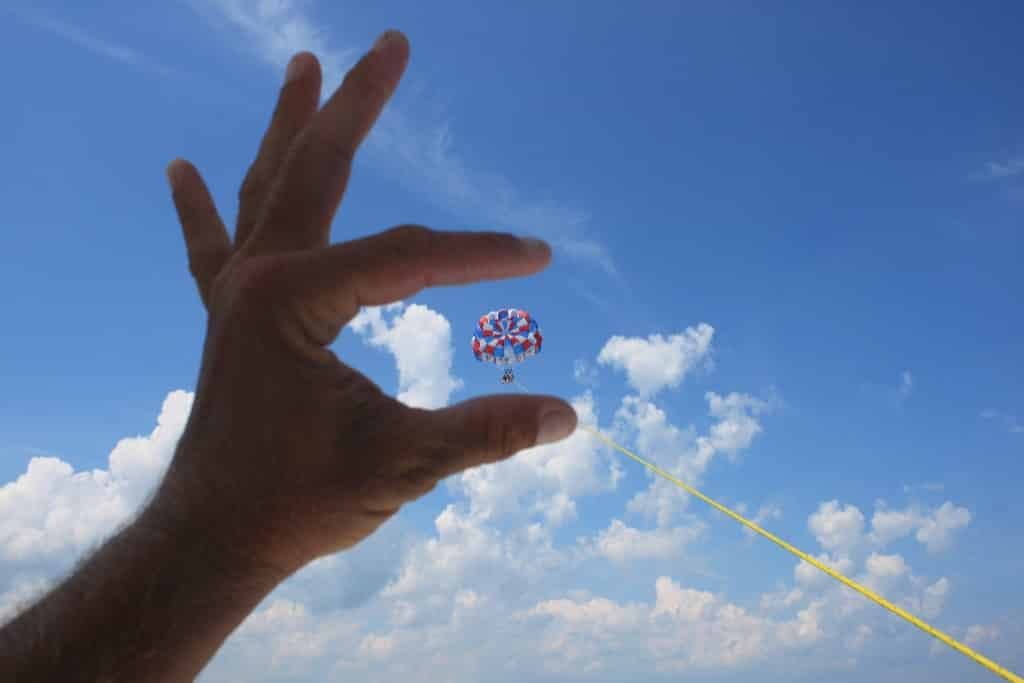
[521,405,1019,682]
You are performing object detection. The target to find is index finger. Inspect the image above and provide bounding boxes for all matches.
[280,227,552,340]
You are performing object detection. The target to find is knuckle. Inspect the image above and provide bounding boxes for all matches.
[389,224,431,244]
[385,224,433,263]
[227,258,285,309]
[398,468,438,501]
[300,125,355,167]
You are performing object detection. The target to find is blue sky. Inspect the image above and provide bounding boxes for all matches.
[0,2,1021,681]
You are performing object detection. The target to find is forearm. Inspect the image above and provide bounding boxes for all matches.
[0,493,286,682]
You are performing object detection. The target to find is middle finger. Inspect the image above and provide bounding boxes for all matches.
[235,52,323,248]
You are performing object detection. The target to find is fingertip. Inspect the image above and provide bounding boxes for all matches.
[520,237,553,267]
[166,158,190,190]
[372,29,409,59]
[536,401,577,445]
[285,51,319,85]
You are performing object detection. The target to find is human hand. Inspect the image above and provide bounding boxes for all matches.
[159,31,577,578]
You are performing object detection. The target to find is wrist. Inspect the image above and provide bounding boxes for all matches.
[140,483,298,591]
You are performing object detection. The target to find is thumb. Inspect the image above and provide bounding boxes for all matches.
[407,394,577,481]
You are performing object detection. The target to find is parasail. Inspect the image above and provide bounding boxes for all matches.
[471,308,542,383]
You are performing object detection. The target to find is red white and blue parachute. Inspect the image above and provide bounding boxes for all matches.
[471,308,542,366]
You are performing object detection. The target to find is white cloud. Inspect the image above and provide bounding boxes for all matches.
[919,577,950,619]
[359,632,397,659]
[980,158,1024,180]
[808,501,865,555]
[795,552,855,586]
[622,392,768,527]
[0,575,50,623]
[915,502,971,554]
[760,587,805,611]
[742,503,783,539]
[0,391,192,564]
[222,598,367,679]
[573,358,599,388]
[869,506,921,547]
[349,303,463,409]
[845,623,873,652]
[704,391,769,456]
[0,310,987,681]
[452,392,620,525]
[899,371,913,399]
[964,623,1000,646]
[383,504,565,600]
[775,600,826,649]
[981,409,1024,434]
[521,576,820,674]
[865,552,908,579]
[592,519,703,565]
[597,324,714,397]
[868,501,971,553]
[191,0,615,274]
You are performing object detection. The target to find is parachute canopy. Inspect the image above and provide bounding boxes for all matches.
[471,308,542,366]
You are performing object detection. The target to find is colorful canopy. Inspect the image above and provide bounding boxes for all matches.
[471,308,542,366]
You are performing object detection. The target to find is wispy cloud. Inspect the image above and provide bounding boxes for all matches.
[980,158,1024,180]
[189,0,616,274]
[970,157,1024,183]
[898,370,913,400]
[11,8,181,78]
[980,409,1024,434]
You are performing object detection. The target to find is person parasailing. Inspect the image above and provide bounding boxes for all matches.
[471,307,542,385]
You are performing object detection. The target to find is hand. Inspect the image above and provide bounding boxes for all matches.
[159,31,577,578]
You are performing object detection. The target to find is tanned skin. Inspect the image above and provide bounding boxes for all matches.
[0,30,577,682]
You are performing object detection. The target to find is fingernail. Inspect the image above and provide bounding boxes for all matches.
[371,30,400,55]
[520,237,551,257]
[536,405,577,445]
[165,159,186,189]
[285,53,310,84]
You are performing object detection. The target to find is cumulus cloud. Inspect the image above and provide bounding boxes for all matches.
[795,552,855,587]
[0,391,192,564]
[451,392,620,525]
[349,303,463,409]
[915,503,972,553]
[704,391,770,456]
[808,501,865,554]
[597,324,714,397]
[383,504,565,600]
[760,587,805,611]
[573,358,599,388]
[919,577,950,619]
[622,392,768,526]
[740,503,783,539]
[591,519,703,565]
[0,307,983,682]
[521,576,829,675]
[865,552,909,579]
[964,623,1001,646]
[0,575,51,623]
[869,502,972,553]
[769,499,962,664]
